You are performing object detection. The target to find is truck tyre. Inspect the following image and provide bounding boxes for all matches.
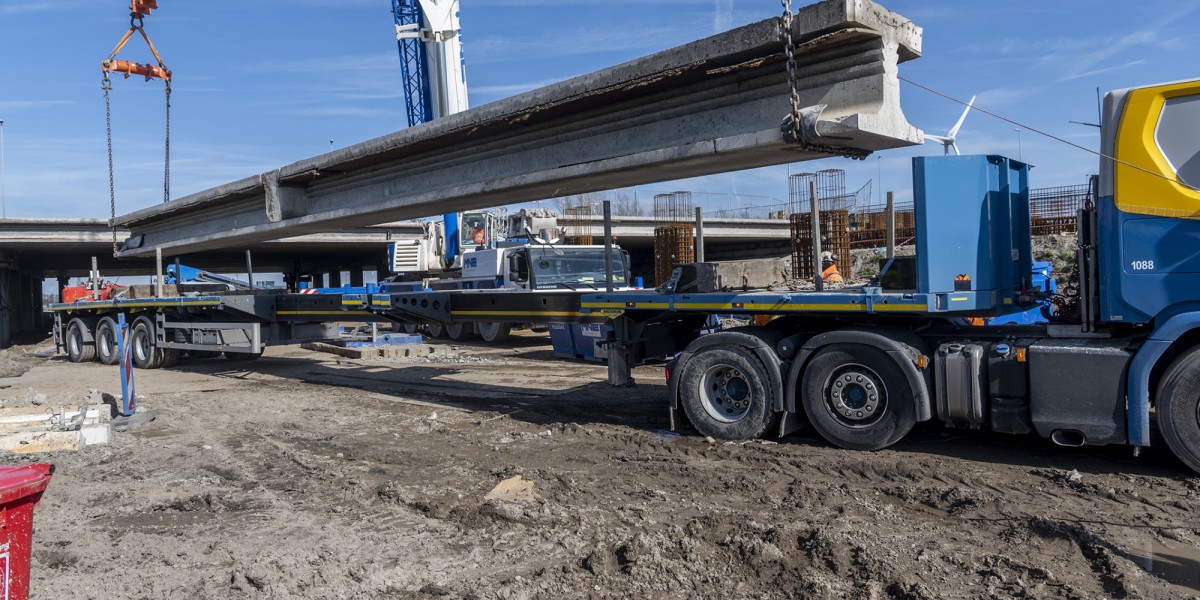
[94,318,119,365]
[188,350,222,359]
[801,343,915,451]
[65,321,96,363]
[1156,347,1200,474]
[130,319,163,369]
[427,323,446,338]
[678,346,775,440]
[224,350,262,362]
[478,322,511,343]
[159,348,181,368]
[446,323,475,340]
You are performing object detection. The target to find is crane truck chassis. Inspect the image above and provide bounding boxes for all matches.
[50,79,1200,475]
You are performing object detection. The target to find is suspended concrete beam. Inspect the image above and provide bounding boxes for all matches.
[116,0,922,257]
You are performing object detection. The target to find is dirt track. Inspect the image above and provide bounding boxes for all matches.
[2,334,1198,599]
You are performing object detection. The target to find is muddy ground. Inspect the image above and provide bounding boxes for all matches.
[1,333,1198,599]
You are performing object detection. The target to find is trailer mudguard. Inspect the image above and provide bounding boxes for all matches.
[667,330,787,416]
[785,328,933,422]
[1128,310,1200,447]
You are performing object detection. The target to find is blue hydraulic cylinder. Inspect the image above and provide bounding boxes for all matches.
[444,212,460,264]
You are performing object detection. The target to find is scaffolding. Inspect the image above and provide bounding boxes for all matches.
[789,171,851,279]
[653,192,695,285]
[560,201,595,245]
[1030,184,1090,235]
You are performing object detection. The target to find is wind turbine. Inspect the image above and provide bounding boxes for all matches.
[925,95,975,155]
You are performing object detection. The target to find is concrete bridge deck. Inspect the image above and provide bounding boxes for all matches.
[114,0,921,257]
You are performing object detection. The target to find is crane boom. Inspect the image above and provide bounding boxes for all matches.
[392,0,469,127]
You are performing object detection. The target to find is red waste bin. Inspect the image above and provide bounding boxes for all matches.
[0,465,53,600]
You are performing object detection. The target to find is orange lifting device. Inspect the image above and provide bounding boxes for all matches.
[101,1,173,255]
[102,1,171,83]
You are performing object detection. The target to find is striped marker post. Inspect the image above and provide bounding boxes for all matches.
[116,313,136,417]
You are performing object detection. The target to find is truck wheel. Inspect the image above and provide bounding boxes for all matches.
[95,318,119,365]
[1156,347,1200,474]
[65,321,96,363]
[427,323,446,338]
[678,346,775,440]
[130,319,163,369]
[446,322,475,340]
[224,350,263,362]
[478,322,511,343]
[188,350,222,359]
[801,343,915,451]
[159,348,180,368]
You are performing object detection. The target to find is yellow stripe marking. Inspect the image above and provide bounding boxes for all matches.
[581,301,923,312]
[451,310,591,318]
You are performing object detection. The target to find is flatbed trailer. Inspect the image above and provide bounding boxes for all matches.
[49,291,390,368]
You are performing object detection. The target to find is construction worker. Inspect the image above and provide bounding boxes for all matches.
[821,251,844,283]
[466,219,486,245]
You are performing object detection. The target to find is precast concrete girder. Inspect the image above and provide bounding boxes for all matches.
[116,0,922,257]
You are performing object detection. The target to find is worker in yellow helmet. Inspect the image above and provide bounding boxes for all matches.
[821,251,844,283]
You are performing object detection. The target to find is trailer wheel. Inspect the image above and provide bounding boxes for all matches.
[801,343,915,451]
[130,319,163,369]
[65,321,96,363]
[679,346,775,440]
[1156,347,1200,474]
[446,322,474,340]
[402,323,420,335]
[94,318,120,365]
[427,323,446,338]
[478,322,511,343]
[224,350,262,362]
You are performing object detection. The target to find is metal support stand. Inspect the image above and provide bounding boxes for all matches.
[809,180,823,291]
[603,200,614,292]
[885,191,895,259]
[606,317,635,387]
[155,247,164,297]
[694,206,705,263]
[244,250,255,290]
[90,256,100,300]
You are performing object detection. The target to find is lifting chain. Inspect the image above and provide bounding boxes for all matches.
[103,74,118,258]
[163,79,171,204]
[101,5,174,257]
[777,0,871,160]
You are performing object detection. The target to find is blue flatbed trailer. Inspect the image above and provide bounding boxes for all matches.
[50,291,390,368]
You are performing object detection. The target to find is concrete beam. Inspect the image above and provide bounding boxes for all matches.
[116,0,922,257]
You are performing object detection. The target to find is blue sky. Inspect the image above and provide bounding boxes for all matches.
[0,0,1197,220]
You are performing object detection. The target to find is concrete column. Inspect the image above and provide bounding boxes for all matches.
[0,270,11,348]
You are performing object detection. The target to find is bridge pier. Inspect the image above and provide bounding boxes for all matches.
[0,253,46,348]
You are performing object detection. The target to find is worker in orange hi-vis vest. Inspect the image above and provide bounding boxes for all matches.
[821,251,844,283]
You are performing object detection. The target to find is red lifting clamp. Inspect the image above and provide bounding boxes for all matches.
[131,1,159,17]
